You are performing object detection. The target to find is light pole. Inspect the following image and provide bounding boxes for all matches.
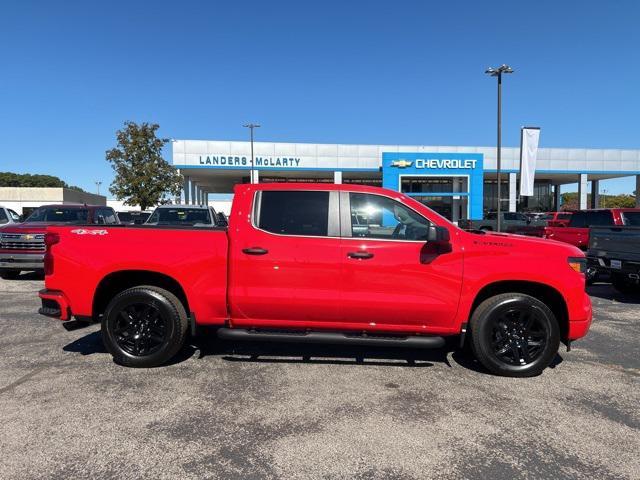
[243,123,260,184]
[485,64,514,232]
[95,181,102,196]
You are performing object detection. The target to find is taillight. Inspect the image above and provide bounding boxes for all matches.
[44,232,60,275]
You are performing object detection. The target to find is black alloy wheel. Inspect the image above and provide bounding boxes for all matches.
[470,293,560,377]
[113,303,168,356]
[489,307,547,366]
[102,286,188,368]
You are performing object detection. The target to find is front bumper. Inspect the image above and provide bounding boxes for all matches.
[568,291,593,340]
[0,252,45,270]
[38,289,71,320]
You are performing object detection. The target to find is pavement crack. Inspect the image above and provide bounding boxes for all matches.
[0,367,46,394]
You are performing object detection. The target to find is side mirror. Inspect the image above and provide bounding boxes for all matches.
[427,225,450,244]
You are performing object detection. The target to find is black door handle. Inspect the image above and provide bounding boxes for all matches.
[347,251,374,259]
[242,247,269,255]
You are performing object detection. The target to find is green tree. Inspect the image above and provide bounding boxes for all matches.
[106,121,182,210]
[0,171,85,191]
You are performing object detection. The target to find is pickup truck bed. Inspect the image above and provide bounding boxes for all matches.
[39,183,592,377]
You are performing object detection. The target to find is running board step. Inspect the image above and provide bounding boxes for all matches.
[217,328,445,349]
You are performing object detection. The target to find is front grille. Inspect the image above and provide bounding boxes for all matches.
[0,233,45,250]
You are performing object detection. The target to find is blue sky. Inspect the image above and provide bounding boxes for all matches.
[1,0,639,195]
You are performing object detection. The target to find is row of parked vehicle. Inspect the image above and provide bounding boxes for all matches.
[461,208,640,293]
[0,203,226,279]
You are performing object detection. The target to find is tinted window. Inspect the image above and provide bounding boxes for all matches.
[258,191,329,236]
[569,211,614,227]
[558,213,572,220]
[93,208,118,225]
[622,212,640,226]
[117,212,132,222]
[25,207,89,223]
[147,207,212,226]
[0,209,7,224]
[349,193,430,241]
[504,213,526,221]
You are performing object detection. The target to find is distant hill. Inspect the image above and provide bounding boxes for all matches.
[0,172,86,193]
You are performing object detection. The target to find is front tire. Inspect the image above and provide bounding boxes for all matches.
[470,293,560,377]
[101,286,188,368]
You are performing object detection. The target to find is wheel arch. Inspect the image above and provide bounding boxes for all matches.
[93,270,190,320]
[468,280,569,340]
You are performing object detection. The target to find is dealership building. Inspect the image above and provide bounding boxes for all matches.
[173,140,640,221]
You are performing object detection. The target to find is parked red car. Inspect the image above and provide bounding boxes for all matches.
[39,184,592,377]
[0,204,118,279]
[544,211,573,227]
[540,208,640,250]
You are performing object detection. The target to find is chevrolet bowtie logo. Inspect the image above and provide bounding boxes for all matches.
[23,234,34,240]
[391,160,413,168]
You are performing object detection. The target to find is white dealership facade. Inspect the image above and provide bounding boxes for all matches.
[173,140,640,221]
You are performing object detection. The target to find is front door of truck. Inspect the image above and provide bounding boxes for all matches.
[229,189,342,326]
[339,192,463,331]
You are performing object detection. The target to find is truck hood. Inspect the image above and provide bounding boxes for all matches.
[0,223,52,234]
[465,230,584,256]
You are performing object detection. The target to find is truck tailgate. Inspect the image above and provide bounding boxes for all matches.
[589,226,640,262]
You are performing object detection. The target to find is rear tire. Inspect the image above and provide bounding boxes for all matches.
[470,293,560,377]
[101,286,188,368]
[0,270,20,280]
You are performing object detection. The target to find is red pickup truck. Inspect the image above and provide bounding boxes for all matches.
[39,184,592,377]
[540,208,640,250]
[0,204,119,279]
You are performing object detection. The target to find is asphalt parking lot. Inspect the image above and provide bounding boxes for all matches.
[0,275,638,480]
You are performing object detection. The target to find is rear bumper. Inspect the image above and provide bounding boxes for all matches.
[38,289,71,320]
[0,252,44,270]
[568,291,593,340]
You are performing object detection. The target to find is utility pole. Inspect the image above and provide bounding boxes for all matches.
[243,123,261,184]
[485,64,514,232]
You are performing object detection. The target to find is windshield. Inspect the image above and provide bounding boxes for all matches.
[8,209,21,222]
[146,207,212,226]
[25,207,89,224]
[622,211,640,226]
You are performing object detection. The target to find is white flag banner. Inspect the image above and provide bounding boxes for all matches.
[519,127,540,196]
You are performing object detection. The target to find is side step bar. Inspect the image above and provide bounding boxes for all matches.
[217,328,445,349]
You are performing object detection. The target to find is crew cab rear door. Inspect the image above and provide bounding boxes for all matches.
[228,189,342,326]
[339,192,463,330]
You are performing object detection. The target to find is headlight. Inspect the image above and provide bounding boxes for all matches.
[568,256,586,274]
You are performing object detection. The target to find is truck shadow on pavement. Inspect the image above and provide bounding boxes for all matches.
[587,284,640,304]
[8,271,45,281]
[62,329,563,375]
